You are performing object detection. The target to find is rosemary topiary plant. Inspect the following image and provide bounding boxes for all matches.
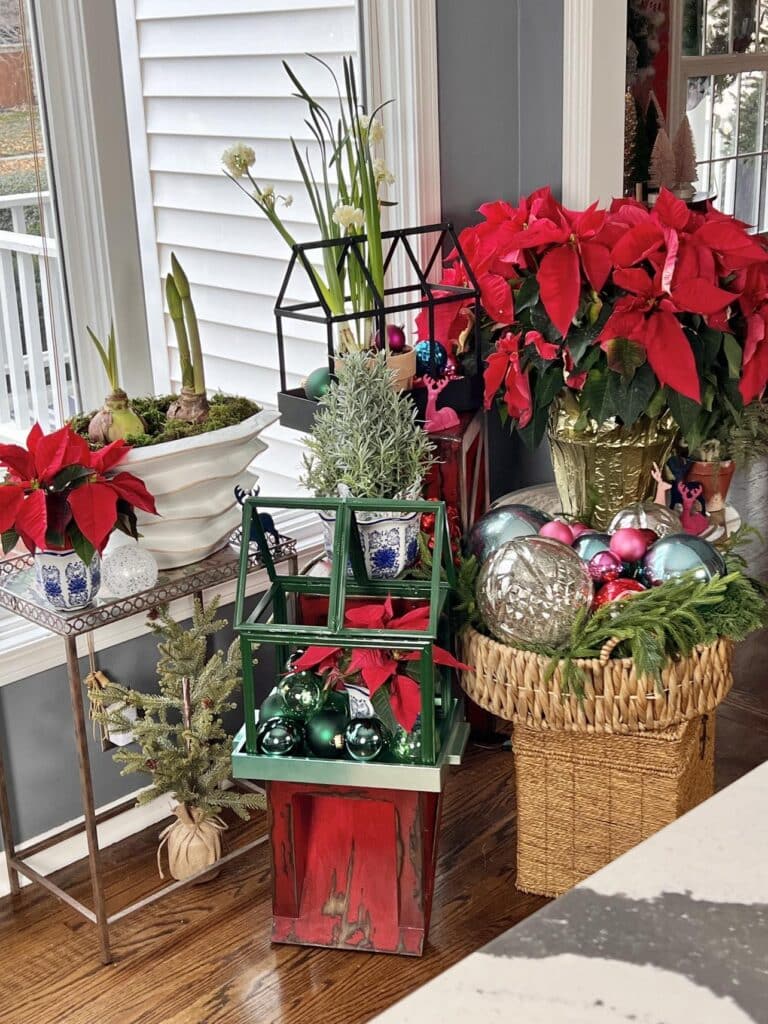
[301,351,435,498]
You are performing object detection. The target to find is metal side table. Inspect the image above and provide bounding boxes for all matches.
[0,535,298,964]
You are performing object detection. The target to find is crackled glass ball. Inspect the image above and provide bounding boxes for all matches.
[391,725,422,763]
[572,532,612,562]
[257,717,303,756]
[642,534,726,586]
[608,501,682,539]
[467,505,551,564]
[101,543,158,597]
[476,537,593,648]
[414,339,448,377]
[278,671,324,718]
[345,718,386,762]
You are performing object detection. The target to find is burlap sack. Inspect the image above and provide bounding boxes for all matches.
[157,805,226,881]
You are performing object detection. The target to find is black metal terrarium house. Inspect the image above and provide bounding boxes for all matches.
[274,222,482,432]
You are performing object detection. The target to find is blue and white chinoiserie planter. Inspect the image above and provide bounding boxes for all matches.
[33,548,102,610]
[318,508,421,580]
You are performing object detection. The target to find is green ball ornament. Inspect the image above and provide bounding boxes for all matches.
[258,688,292,723]
[284,648,306,671]
[391,725,422,763]
[344,718,386,762]
[306,708,348,758]
[279,671,324,718]
[303,366,331,400]
[257,717,303,756]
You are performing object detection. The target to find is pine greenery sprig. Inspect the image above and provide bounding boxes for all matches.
[89,600,264,819]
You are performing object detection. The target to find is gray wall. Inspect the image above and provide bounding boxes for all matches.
[437,0,565,498]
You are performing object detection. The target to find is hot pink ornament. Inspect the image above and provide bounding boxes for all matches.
[609,527,651,562]
[373,324,407,353]
[587,550,624,583]
[569,523,595,539]
[539,520,575,545]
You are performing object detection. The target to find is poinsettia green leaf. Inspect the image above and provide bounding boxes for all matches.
[371,686,399,736]
[581,368,619,425]
[665,386,702,438]
[1,529,18,554]
[70,528,96,567]
[646,386,667,419]
[699,326,723,366]
[616,363,656,427]
[722,333,742,379]
[50,464,93,492]
[535,365,565,409]
[605,337,647,382]
[517,402,549,450]
[515,275,540,313]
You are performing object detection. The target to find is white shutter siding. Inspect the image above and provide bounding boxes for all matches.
[123,0,359,501]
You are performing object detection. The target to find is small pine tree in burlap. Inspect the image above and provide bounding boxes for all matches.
[673,115,698,197]
[90,599,263,820]
[649,128,676,189]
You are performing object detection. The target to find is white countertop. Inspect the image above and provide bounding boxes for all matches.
[372,760,768,1024]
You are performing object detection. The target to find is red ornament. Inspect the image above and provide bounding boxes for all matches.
[610,527,651,562]
[592,578,646,609]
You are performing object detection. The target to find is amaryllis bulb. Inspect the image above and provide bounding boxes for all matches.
[374,324,407,353]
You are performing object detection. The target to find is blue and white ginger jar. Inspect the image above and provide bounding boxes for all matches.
[33,548,102,610]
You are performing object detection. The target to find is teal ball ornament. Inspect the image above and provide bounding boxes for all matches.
[303,366,332,400]
[306,708,348,758]
[414,339,448,377]
[467,504,551,564]
[344,718,386,762]
[572,532,612,562]
[278,671,324,718]
[642,534,727,586]
[257,717,303,756]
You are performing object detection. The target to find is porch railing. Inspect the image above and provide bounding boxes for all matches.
[0,191,77,439]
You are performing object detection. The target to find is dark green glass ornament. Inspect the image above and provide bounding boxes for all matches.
[303,366,331,400]
[325,688,350,715]
[258,688,291,723]
[344,718,385,762]
[279,671,324,718]
[391,725,422,763]
[257,717,303,756]
[306,708,348,758]
[284,648,306,671]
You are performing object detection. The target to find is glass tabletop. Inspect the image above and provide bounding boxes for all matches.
[0,534,297,637]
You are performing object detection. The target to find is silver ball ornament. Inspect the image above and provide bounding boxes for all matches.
[608,501,682,538]
[101,543,159,597]
[572,532,611,562]
[642,534,727,586]
[467,505,552,564]
[476,536,594,648]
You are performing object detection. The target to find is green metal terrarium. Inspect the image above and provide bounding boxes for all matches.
[231,496,469,791]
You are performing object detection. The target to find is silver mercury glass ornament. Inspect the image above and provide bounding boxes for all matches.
[466,504,551,564]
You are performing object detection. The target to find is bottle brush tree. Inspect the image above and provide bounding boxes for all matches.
[301,350,435,498]
[673,115,698,197]
[649,128,676,189]
[86,321,146,443]
[90,599,263,821]
[166,252,210,424]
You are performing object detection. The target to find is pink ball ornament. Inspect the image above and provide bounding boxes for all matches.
[609,527,651,563]
[373,324,407,353]
[569,523,595,539]
[539,520,575,545]
[587,550,624,583]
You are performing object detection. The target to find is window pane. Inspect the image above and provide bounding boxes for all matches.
[683,0,705,54]
[0,0,75,437]
[759,0,768,49]
[712,157,738,212]
[734,154,760,222]
[687,75,713,163]
[733,0,757,51]
[712,73,739,159]
[705,0,731,53]
[738,70,764,151]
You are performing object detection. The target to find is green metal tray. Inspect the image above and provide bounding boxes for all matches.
[231,696,469,793]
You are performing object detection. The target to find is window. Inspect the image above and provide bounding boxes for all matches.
[675,0,768,227]
[0,0,76,441]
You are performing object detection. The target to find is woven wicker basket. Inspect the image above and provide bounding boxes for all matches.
[514,715,715,897]
[461,626,734,734]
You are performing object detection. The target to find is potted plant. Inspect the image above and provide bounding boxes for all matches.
[0,424,157,610]
[301,350,435,579]
[72,253,277,569]
[222,56,417,386]
[424,186,768,527]
[90,599,264,881]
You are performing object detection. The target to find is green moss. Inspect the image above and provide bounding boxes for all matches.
[71,393,260,449]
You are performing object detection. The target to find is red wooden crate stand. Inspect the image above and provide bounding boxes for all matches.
[268,780,442,955]
[422,409,489,534]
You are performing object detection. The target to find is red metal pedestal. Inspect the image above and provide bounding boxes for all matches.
[268,780,443,956]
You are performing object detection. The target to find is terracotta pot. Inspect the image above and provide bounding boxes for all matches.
[685,459,736,514]
[334,347,416,392]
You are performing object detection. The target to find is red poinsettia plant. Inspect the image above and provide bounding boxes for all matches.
[422,186,768,456]
[0,423,157,564]
[293,595,470,732]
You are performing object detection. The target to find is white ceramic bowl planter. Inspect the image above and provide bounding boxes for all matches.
[123,409,278,569]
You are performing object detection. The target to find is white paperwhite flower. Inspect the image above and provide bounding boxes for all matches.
[373,158,395,186]
[260,184,276,208]
[357,113,384,144]
[282,194,294,208]
[332,204,365,231]
[221,142,256,178]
